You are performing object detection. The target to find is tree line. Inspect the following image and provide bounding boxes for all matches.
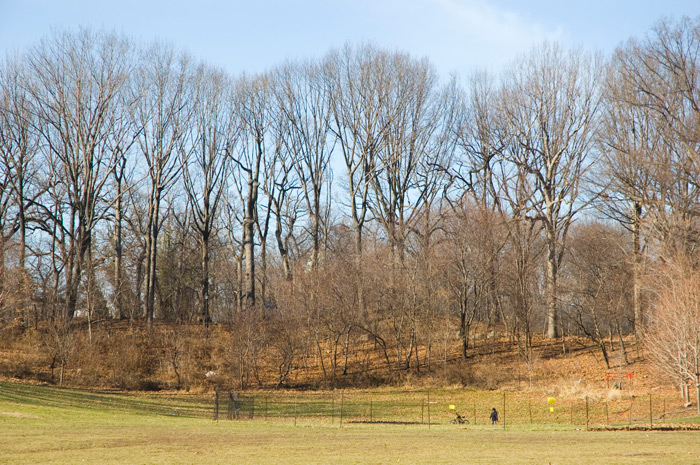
[1,18,700,391]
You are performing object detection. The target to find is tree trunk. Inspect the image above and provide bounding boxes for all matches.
[0,239,5,317]
[201,234,211,328]
[459,287,470,360]
[545,228,559,339]
[134,248,145,324]
[260,236,267,306]
[65,226,90,323]
[235,255,243,314]
[145,229,157,328]
[114,177,124,320]
[275,217,292,281]
[616,320,629,365]
[633,201,643,344]
[354,217,365,310]
[145,192,161,329]
[18,206,26,269]
[87,246,94,345]
[243,179,258,309]
[342,327,351,376]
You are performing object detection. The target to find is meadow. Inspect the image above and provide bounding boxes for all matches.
[1,382,700,465]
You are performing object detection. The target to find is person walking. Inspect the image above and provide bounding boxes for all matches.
[490,407,498,425]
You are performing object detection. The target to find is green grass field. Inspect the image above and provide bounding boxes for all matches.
[2,382,700,465]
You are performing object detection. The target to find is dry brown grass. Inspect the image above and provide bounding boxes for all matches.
[0,319,680,405]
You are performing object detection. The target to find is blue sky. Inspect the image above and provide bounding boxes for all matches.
[1,0,698,79]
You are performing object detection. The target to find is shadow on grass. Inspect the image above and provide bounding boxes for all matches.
[0,381,212,418]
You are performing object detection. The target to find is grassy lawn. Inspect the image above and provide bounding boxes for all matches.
[2,382,700,465]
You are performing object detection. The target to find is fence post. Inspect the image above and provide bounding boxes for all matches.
[370,399,373,423]
[529,400,532,424]
[649,393,653,428]
[294,400,297,427]
[340,391,344,428]
[585,396,589,431]
[332,395,335,425]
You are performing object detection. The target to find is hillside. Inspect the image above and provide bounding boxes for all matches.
[0,320,678,402]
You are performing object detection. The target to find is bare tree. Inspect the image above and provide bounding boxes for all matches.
[605,17,700,340]
[0,53,41,272]
[105,71,141,321]
[565,222,634,368]
[0,53,42,322]
[260,123,299,284]
[444,200,509,359]
[132,42,195,326]
[499,42,603,338]
[647,257,700,414]
[325,44,391,268]
[121,182,150,320]
[453,72,510,339]
[182,65,234,327]
[229,72,275,309]
[369,53,440,263]
[109,145,132,320]
[457,71,508,209]
[614,17,700,170]
[28,28,134,322]
[277,60,334,270]
[221,195,244,315]
[600,70,660,343]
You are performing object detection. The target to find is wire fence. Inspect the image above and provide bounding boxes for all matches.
[212,388,699,428]
[2,381,692,429]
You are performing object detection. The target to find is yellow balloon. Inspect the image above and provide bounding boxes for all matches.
[449,405,455,410]
[550,406,554,412]
[547,397,556,404]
